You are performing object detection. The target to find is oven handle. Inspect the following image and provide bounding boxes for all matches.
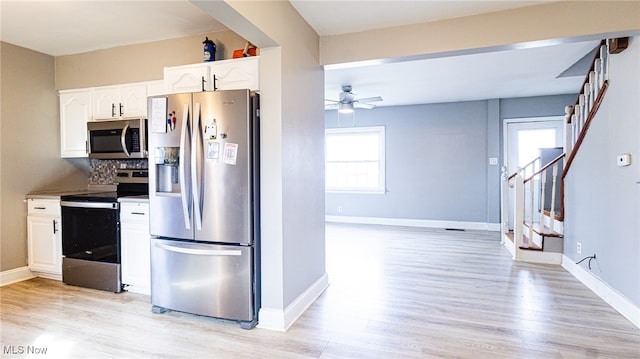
[61,201,118,209]
[121,123,131,158]
[155,242,241,256]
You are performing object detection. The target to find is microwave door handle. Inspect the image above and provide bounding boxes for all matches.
[120,123,131,158]
[179,103,191,230]
[191,102,203,231]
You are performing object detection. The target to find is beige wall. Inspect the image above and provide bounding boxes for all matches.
[55,29,247,89]
[0,42,89,272]
[321,1,640,66]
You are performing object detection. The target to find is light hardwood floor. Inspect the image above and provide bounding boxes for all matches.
[2,223,639,358]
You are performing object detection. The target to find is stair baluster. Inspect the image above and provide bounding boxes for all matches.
[539,167,547,234]
[549,162,559,231]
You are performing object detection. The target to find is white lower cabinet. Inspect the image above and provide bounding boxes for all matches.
[120,201,151,295]
[27,199,62,279]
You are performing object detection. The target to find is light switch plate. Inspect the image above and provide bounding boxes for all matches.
[617,154,631,167]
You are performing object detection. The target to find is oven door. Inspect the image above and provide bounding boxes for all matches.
[61,201,120,263]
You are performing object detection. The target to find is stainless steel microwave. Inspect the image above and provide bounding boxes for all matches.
[87,118,147,159]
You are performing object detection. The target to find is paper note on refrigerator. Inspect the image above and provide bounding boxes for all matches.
[207,141,220,160]
[150,97,167,133]
[223,143,239,165]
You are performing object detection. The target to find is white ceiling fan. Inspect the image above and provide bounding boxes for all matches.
[325,85,383,113]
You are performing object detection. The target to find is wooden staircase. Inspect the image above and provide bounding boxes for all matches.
[501,150,566,264]
[501,39,622,265]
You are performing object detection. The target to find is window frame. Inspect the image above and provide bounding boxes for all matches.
[325,126,386,194]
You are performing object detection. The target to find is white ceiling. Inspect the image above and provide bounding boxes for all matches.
[0,1,600,107]
[0,1,227,56]
[289,0,552,36]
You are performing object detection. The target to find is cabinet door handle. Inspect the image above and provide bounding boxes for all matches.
[34,206,47,210]
[53,220,58,234]
[112,103,116,117]
[119,103,124,117]
[131,212,146,215]
[201,76,206,92]
[213,74,218,91]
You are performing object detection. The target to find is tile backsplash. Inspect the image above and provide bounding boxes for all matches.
[89,159,148,185]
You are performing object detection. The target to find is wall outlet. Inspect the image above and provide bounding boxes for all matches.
[617,154,631,167]
[577,242,582,254]
[337,206,343,213]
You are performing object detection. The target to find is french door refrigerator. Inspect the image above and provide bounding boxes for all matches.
[147,90,260,329]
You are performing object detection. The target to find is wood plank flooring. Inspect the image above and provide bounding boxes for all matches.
[2,223,639,358]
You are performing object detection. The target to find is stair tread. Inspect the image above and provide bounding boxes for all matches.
[524,222,563,237]
[505,231,514,243]
[519,233,543,251]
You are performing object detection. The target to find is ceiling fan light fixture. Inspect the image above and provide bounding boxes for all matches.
[338,102,354,114]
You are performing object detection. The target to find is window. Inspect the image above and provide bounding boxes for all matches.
[325,126,385,193]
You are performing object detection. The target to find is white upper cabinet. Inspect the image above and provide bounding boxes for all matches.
[60,89,91,158]
[164,63,210,94]
[93,83,147,119]
[146,80,166,97]
[163,57,259,94]
[213,57,260,91]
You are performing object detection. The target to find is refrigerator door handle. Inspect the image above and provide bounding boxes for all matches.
[192,102,203,230]
[155,242,241,256]
[179,103,191,230]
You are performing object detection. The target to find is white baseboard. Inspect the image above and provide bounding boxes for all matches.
[562,255,640,329]
[326,215,501,232]
[0,266,35,286]
[257,272,329,332]
[520,250,562,265]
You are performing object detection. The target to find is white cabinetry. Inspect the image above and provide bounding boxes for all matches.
[213,57,260,91]
[164,63,210,93]
[120,201,150,295]
[146,80,166,97]
[27,199,62,279]
[59,89,91,158]
[164,57,259,94]
[92,83,147,119]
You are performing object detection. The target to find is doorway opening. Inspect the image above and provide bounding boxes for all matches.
[503,117,564,230]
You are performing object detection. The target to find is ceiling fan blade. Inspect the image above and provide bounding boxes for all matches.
[325,103,339,109]
[325,99,339,103]
[356,96,383,103]
[355,102,375,109]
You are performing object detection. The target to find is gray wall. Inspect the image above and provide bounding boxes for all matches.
[326,101,490,222]
[564,37,640,307]
[326,94,575,226]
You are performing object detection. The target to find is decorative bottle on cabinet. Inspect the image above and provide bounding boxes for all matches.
[203,37,216,62]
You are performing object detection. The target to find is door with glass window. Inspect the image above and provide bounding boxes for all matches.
[504,118,563,230]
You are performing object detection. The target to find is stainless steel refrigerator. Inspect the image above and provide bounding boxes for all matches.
[147,90,260,329]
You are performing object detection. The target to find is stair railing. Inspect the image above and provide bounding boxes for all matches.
[502,157,540,236]
[523,153,565,236]
[563,40,611,177]
[504,153,564,259]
